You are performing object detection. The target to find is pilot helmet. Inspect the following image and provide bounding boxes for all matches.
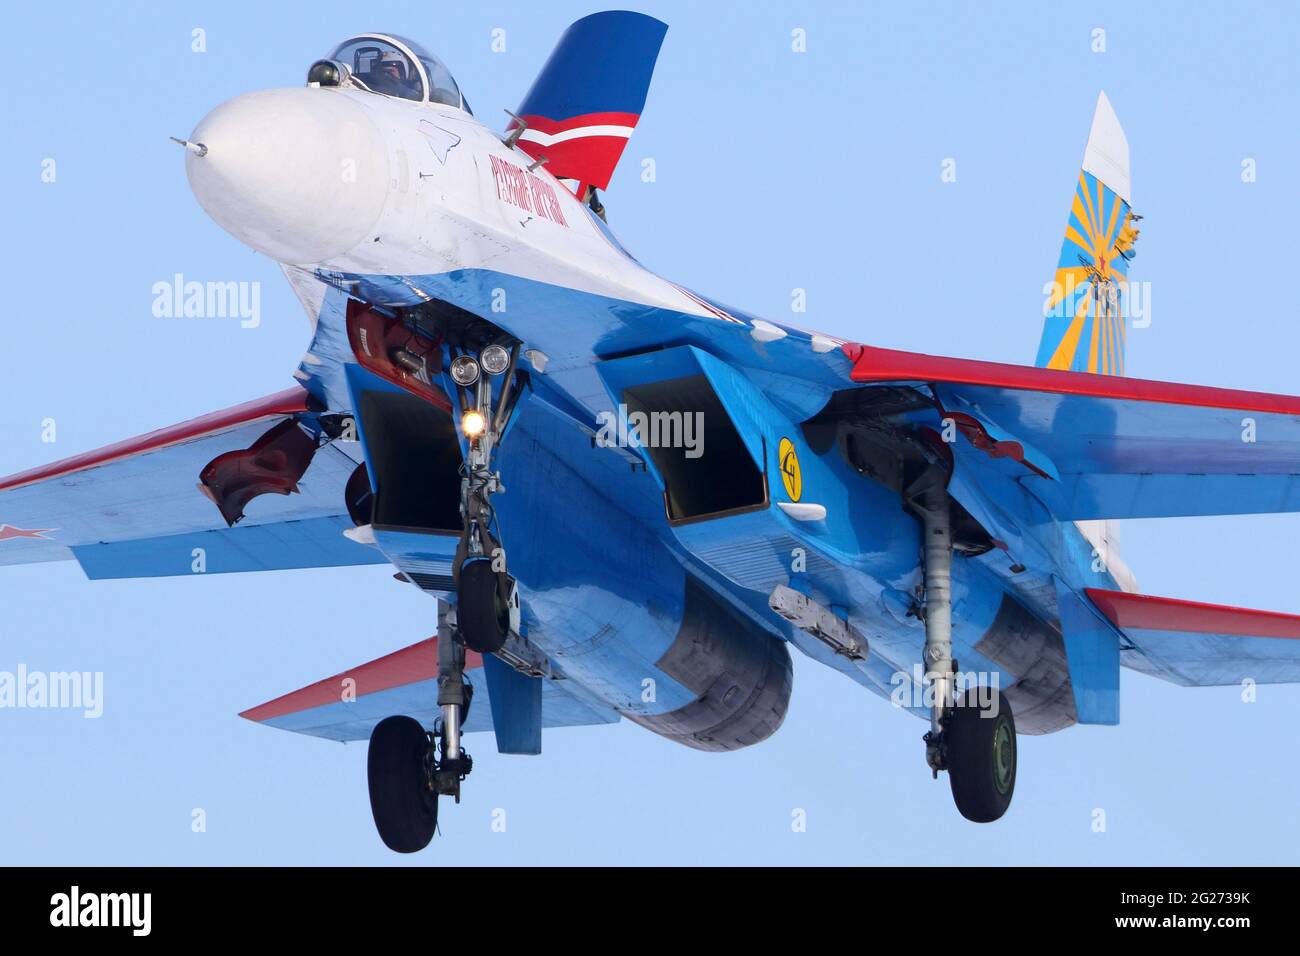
[377,51,407,79]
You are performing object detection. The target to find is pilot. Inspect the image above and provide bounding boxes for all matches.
[364,51,418,98]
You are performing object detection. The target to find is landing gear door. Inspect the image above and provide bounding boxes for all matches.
[343,363,463,595]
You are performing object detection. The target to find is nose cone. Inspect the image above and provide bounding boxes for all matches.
[185,88,389,265]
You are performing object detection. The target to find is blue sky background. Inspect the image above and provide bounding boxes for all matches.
[3,0,1300,864]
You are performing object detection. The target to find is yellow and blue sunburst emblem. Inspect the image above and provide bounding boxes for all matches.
[1036,170,1139,375]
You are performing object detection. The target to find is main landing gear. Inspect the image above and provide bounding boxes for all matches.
[908,466,1017,823]
[367,601,474,853]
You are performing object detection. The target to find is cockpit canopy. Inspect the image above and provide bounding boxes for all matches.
[310,34,466,111]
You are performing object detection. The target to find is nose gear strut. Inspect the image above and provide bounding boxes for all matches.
[452,343,522,654]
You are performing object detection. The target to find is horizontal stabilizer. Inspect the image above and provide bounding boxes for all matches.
[241,636,619,743]
[1087,588,1300,686]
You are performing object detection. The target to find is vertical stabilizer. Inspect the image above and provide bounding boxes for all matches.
[1035,91,1139,376]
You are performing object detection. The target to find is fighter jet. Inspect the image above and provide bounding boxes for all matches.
[6,12,1300,852]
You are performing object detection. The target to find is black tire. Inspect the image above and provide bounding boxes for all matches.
[946,689,1016,823]
[458,559,509,654]
[367,715,438,853]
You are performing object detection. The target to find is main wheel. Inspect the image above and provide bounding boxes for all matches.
[457,559,509,654]
[946,689,1016,823]
[367,715,438,853]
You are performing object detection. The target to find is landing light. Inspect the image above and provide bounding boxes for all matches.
[480,344,511,376]
[449,355,480,387]
[461,409,488,440]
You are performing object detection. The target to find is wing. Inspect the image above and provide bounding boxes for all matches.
[240,634,619,747]
[0,387,385,578]
[1088,588,1300,686]
[843,343,1300,520]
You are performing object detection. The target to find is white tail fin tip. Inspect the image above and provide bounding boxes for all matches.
[1082,90,1131,203]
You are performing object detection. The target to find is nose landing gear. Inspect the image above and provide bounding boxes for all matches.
[450,343,522,655]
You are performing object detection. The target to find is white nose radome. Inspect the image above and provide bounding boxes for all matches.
[185,88,389,265]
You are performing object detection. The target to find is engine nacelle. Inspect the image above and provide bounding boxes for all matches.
[628,578,793,752]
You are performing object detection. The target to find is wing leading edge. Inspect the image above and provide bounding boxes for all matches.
[843,343,1300,521]
[0,387,385,577]
[241,634,619,744]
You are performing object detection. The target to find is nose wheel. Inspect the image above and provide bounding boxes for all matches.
[457,559,511,653]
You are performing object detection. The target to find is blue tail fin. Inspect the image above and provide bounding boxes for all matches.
[510,11,667,194]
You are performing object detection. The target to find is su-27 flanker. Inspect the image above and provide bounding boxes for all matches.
[5,12,1300,852]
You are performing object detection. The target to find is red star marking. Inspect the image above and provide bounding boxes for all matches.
[0,524,55,541]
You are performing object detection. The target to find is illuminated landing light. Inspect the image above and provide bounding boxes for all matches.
[750,320,787,343]
[461,409,488,440]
